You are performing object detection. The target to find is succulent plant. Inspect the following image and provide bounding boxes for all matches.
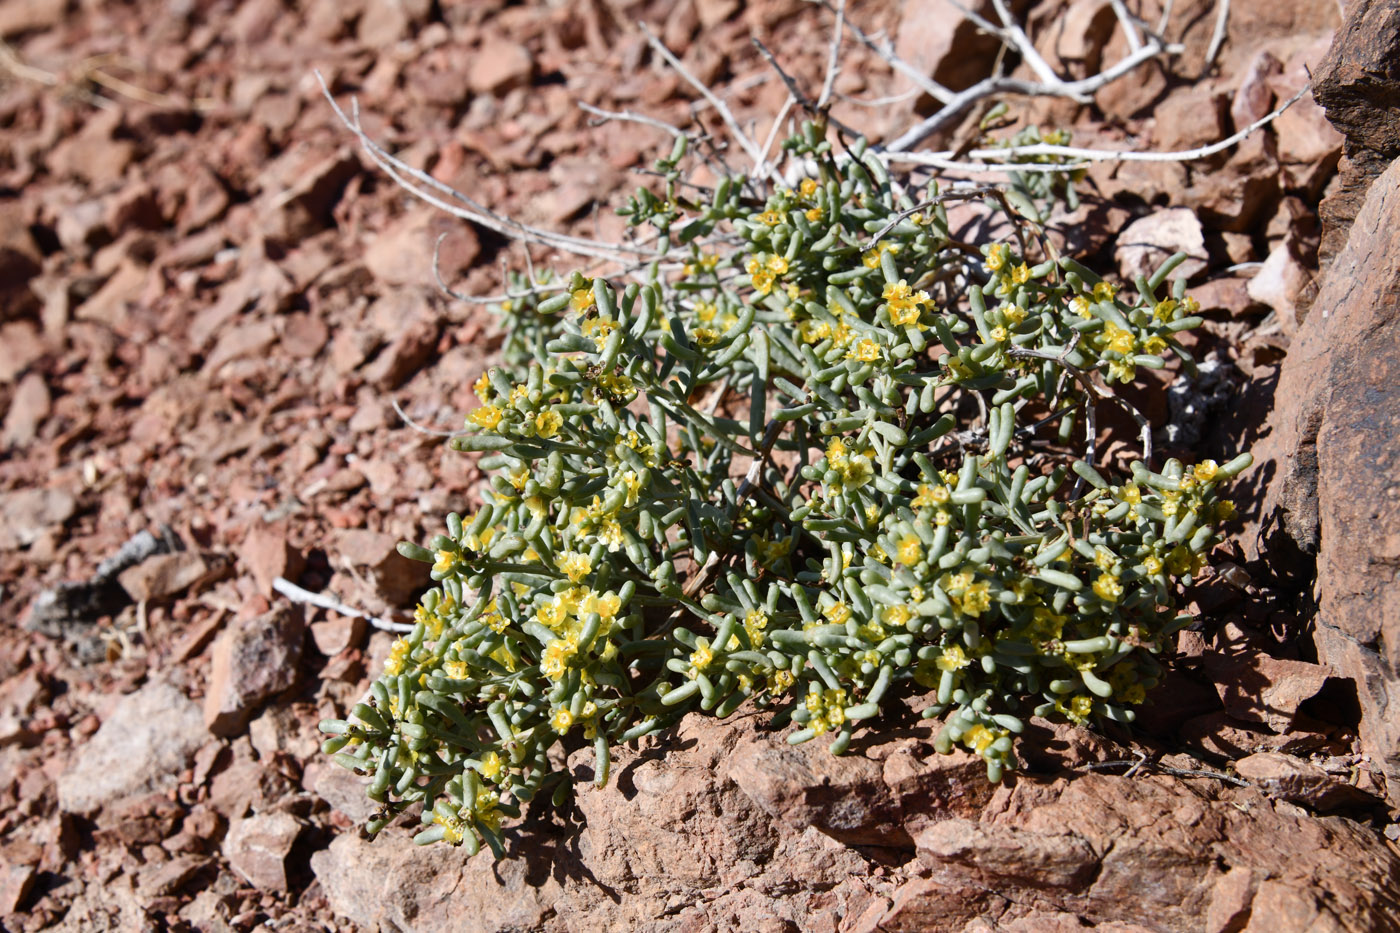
[319,122,1248,854]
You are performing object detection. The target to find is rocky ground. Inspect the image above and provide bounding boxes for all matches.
[1,0,1398,930]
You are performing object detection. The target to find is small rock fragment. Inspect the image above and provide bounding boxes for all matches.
[224,810,303,893]
[204,606,305,737]
[1236,752,1377,811]
[0,487,73,551]
[56,679,206,816]
[1114,207,1210,283]
[117,551,228,602]
[241,523,305,596]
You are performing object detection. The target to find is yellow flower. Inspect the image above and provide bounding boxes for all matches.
[1011,263,1032,285]
[1067,695,1093,723]
[551,707,575,732]
[1180,295,1200,315]
[847,338,881,362]
[752,270,775,296]
[1092,572,1123,602]
[1102,323,1135,355]
[984,243,1008,273]
[1003,304,1028,325]
[805,207,822,222]
[480,751,504,781]
[433,549,458,574]
[826,437,848,465]
[913,484,951,508]
[1153,298,1178,322]
[883,604,912,628]
[1120,482,1142,505]
[558,551,592,583]
[990,325,1009,343]
[570,286,595,312]
[896,534,922,567]
[1143,554,1163,575]
[758,210,782,226]
[767,255,789,275]
[1092,281,1117,303]
[1070,295,1092,319]
[823,601,852,626]
[469,404,504,429]
[962,724,996,754]
[535,410,562,438]
[1142,335,1168,355]
[473,372,493,402]
[384,638,411,676]
[961,581,991,616]
[936,644,970,672]
[1192,460,1219,482]
[799,178,819,197]
[690,640,714,671]
[693,327,720,347]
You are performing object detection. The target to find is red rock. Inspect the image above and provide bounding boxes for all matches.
[1235,752,1377,811]
[1,371,50,449]
[1115,207,1210,283]
[1151,82,1230,154]
[1186,130,1281,232]
[55,199,108,254]
[893,0,1001,103]
[241,523,305,597]
[204,605,305,737]
[357,0,430,47]
[363,317,439,390]
[202,318,277,375]
[117,551,228,602]
[1230,49,1281,132]
[1049,0,1117,76]
[468,36,535,95]
[332,528,430,608]
[363,206,479,289]
[75,259,146,329]
[0,864,35,915]
[309,616,366,657]
[224,810,303,893]
[0,0,67,36]
[0,668,50,747]
[56,680,205,816]
[0,487,75,551]
[1246,235,1312,333]
[1251,157,1400,802]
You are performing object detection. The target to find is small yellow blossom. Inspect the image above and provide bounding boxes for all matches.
[984,243,1009,273]
[757,210,782,226]
[896,534,922,567]
[470,404,504,429]
[1092,572,1123,602]
[767,255,789,275]
[570,286,595,312]
[480,751,504,781]
[1192,460,1219,482]
[936,644,970,672]
[558,551,592,583]
[799,178,819,197]
[551,707,575,732]
[535,410,562,438]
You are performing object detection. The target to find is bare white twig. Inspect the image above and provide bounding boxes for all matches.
[816,0,846,111]
[887,81,1308,173]
[1203,0,1230,72]
[756,93,796,182]
[316,72,657,266]
[579,101,686,138]
[1110,0,1144,53]
[639,22,765,169]
[833,4,956,106]
[273,576,415,633]
[989,0,1070,92]
[391,396,468,438]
